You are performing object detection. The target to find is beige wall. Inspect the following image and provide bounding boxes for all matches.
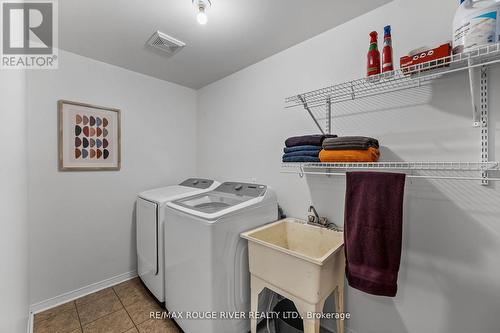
[0,71,29,333]
[27,50,198,305]
[196,1,500,332]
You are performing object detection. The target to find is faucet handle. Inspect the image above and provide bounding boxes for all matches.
[318,217,329,226]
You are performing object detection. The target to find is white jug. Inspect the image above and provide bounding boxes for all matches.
[453,0,500,53]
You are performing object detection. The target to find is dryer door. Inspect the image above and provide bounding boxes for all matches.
[137,198,159,277]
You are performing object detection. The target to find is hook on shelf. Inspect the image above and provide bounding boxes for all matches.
[298,165,305,178]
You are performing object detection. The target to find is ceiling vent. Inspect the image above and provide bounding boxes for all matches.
[146,31,186,56]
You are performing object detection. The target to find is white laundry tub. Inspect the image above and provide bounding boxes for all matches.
[241,218,345,333]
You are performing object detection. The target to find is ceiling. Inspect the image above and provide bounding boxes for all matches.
[60,0,390,89]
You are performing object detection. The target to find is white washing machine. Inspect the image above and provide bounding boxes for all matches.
[165,182,278,333]
[136,178,219,303]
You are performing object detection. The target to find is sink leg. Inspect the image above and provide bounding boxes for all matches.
[250,275,265,333]
[296,300,323,333]
[304,318,321,333]
[250,288,258,333]
[335,287,345,333]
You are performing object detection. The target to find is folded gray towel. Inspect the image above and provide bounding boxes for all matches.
[323,136,379,150]
[323,142,379,150]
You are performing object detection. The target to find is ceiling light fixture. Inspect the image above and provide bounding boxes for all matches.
[192,0,211,25]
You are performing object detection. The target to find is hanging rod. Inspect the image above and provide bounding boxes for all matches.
[281,170,500,182]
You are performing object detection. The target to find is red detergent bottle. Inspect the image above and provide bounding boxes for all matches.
[367,31,381,77]
[382,25,394,73]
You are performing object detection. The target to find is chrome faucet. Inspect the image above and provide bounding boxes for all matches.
[307,205,343,231]
[307,205,328,227]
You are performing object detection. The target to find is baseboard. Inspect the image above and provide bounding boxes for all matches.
[28,270,137,317]
[27,312,33,333]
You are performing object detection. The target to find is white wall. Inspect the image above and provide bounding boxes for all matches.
[197,1,500,332]
[27,50,198,305]
[0,72,29,332]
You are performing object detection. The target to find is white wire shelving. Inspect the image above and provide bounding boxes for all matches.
[282,161,499,171]
[283,43,500,185]
[281,161,500,182]
[285,43,500,115]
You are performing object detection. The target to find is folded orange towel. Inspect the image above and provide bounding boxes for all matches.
[319,147,380,162]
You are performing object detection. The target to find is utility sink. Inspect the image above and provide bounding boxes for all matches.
[242,218,343,265]
[242,218,346,333]
[241,218,344,304]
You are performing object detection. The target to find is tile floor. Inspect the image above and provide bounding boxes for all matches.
[33,278,181,333]
[33,277,316,333]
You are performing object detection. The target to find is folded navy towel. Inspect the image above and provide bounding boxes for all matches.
[282,155,320,163]
[285,134,337,148]
[283,150,320,158]
[284,145,322,153]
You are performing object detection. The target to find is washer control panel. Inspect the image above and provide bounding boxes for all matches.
[215,182,267,197]
[179,178,214,189]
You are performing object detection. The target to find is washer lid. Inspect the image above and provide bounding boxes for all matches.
[168,182,268,218]
[172,192,250,214]
[138,179,218,204]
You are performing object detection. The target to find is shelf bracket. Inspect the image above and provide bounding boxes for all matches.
[469,59,481,127]
[480,66,489,186]
[326,97,332,135]
[298,95,325,135]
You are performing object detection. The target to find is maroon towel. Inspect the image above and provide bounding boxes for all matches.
[344,172,406,297]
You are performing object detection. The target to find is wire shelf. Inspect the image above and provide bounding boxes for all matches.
[283,43,500,184]
[282,161,500,171]
[281,161,500,182]
[285,43,500,109]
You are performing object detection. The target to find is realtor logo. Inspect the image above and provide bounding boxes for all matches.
[1,0,58,69]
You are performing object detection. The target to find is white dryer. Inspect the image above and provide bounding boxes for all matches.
[164,182,278,333]
[136,178,219,303]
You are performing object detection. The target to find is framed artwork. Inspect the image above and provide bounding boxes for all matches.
[58,100,121,171]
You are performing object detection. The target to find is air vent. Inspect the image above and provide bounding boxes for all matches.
[146,31,186,56]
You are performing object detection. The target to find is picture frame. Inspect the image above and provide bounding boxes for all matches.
[58,100,121,171]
